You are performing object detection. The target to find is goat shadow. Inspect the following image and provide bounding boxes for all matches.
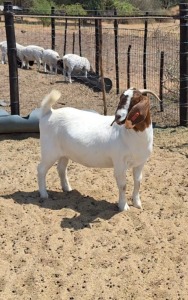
[1,189,119,230]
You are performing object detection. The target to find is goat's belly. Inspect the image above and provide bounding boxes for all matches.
[71,155,113,168]
[64,149,113,168]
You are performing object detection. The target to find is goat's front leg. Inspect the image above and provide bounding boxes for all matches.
[57,157,72,192]
[25,61,29,70]
[49,65,53,74]
[84,70,88,78]
[63,69,67,81]
[44,62,47,73]
[114,166,129,211]
[132,164,144,209]
[37,60,41,71]
[54,66,57,74]
[2,53,6,64]
[67,70,72,83]
[21,60,25,69]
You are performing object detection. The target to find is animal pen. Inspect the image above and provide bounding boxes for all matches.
[0,1,188,129]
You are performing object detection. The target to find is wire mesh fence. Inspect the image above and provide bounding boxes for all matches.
[0,14,180,126]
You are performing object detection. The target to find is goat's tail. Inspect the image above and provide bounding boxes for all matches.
[41,89,61,117]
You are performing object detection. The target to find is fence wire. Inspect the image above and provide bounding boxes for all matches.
[0,15,180,126]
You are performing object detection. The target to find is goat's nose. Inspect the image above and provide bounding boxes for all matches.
[110,114,122,126]
[115,114,123,124]
[115,114,121,120]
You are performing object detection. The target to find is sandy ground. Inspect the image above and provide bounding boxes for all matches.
[0,64,188,299]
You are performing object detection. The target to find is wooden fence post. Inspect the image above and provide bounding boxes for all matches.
[179,1,188,126]
[4,1,19,115]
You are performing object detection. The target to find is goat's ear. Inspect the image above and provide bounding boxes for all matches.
[125,96,150,129]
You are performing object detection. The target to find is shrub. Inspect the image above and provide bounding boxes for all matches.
[61,4,87,16]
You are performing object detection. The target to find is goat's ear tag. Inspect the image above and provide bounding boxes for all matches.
[131,111,140,122]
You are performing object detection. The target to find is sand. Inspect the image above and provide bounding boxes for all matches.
[0,66,188,300]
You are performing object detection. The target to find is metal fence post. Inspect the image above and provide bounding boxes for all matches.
[143,12,148,89]
[127,45,131,89]
[51,6,55,50]
[159,51,164,112]
[114,9,119,95]
[63,18,67,56]
[179,1,188,126]
[72,32,75,53]
[95,8,99,76]
[78,19,82,57]
[4,1,19,115]
[98,19,107,116]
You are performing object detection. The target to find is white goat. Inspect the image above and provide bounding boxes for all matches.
[42,49,60,74]
[62,53,91,83]
[37,88,160,211]
[0,41,25,65]
[19,45,44,70]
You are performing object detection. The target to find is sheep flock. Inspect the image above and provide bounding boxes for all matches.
[0,40,92,80]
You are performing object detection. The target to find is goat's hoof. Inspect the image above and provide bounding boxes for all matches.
[133,200,142,209]
[118,202,130,211]
[62,182,72,192]
[39,191,49,199]
[63,187,72,192]
[134,204,142,209]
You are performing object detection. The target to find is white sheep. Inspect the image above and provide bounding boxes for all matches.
[61,53,91,83]
[16,43,27,67]
[0,41,8,64]
[19,45,44,70]
[37,88,160,211]
[0,40,25,65]
[42,49,60,74]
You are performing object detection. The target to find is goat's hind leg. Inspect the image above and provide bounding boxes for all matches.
[57,157,72,192]
[132,164,144,209]
[37,157,57,198]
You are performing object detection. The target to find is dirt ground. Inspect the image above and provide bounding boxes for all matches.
[0,64,188,300]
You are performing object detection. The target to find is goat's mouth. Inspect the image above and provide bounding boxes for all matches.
[110,116,126,126]
[116,118,126,125]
